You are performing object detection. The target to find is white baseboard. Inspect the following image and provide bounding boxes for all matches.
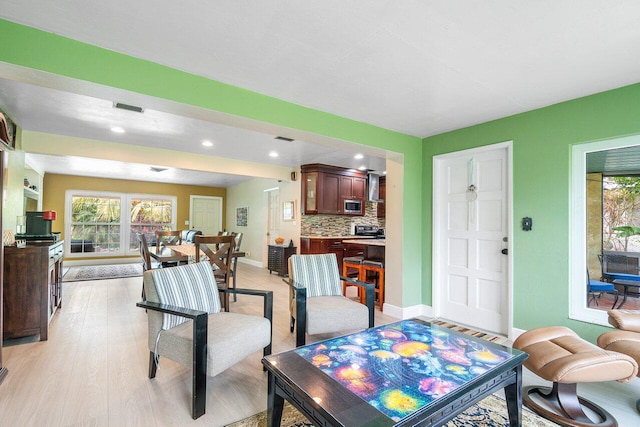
[238,258,263,268]
[382,303,434,320]
[510,327,527,341]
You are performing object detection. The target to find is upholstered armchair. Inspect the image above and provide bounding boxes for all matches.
[137,261,273,419]
[598,310,640,412]
[286,253,375,347]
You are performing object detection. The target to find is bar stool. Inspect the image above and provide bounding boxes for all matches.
[362,259,384,310]
[342,256,364,298]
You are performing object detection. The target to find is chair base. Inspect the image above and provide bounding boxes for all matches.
[523,384,616,427]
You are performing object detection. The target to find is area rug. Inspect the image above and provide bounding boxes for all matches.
[428,319,509,345]
[226,395,558,426]
[63,263,143,282]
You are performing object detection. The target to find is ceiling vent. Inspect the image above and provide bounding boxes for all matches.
[113,102,144,113]
[275,136,294,142]
[149,167,168,173]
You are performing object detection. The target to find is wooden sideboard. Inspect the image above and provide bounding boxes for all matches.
[267,244,297,276]
[3,240,64,341]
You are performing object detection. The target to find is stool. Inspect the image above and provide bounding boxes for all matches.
[342,256,364,298]
[513,326,637,427]
[362,260,384,311]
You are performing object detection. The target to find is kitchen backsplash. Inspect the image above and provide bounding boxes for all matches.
[301,202,386,236]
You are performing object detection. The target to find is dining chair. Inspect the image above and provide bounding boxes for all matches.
[136,261,273,419]
[137,232,154,299]
[286,253,375,347]
[155,230,183,267]
[229,232,243,301]
[195,235,235,311]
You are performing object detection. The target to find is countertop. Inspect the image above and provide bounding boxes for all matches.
[300,235,375,239]
[342,239,386,246]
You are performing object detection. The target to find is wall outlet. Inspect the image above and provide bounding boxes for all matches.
[246,251,251,257]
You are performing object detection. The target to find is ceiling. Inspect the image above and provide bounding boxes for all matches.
[2,1,640,186]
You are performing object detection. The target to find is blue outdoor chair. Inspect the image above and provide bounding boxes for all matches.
[588,268,619,309]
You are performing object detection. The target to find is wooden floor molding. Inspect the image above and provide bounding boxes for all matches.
[1,263,639,426]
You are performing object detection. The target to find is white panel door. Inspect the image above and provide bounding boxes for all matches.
[436,146,509,334]
[190,196,222,235]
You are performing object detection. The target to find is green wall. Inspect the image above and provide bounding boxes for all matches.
[423,82,640,342]
[0,19,423,304]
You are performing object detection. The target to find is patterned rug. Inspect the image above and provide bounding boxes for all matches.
[63,263,143,282]
[228,321,555,426]
[428,319,509,345]
[226,395,558,426]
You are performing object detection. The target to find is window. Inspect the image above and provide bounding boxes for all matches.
[570,135,640,325]
[65,191,176,257]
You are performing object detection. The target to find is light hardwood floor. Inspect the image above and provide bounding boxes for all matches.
[1,263,639,426]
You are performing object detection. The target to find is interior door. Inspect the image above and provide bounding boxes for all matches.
[189,196,222,235]
[434,145,510,335]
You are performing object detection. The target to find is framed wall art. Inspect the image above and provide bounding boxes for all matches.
[236,206,248,227]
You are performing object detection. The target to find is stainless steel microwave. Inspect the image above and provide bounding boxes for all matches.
[344,199,363,214]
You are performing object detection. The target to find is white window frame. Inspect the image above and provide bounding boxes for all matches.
[64,190,177,257]
[570,134,640,325]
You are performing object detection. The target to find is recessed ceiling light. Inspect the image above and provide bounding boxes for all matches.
[358,166,367,171]
[383,171,387,175]
[269,151,279,158]
[202,140,213,147]
[111,126,125,133]
[354,153,364,160]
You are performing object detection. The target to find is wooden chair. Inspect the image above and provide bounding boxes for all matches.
[362,260,385,311]
[137,261,273,419]
[286,253,374,347]
[195,235,235,311]
[229,232,243,302]
[155,230,183,267]
[342,256,364,298]
[137,232,153,299]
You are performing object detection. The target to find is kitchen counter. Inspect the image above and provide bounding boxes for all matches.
[300,235,375,239]
[342,239,386,246]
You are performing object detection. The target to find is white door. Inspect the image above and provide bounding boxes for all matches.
[190,196,222,235]
[434,144,510,335]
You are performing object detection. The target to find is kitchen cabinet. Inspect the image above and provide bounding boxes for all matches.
[301,164,367,216]
[377,176,386,218]
[267,244,297,276]
[3,240,64,341]
[300,237,345,270]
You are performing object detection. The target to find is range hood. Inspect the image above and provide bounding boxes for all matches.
[368,173,383,202]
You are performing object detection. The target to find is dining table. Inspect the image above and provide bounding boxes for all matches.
[148,243,246,300]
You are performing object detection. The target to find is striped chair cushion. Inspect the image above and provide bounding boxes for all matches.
[290,254,342,297]
[151,261,221,330]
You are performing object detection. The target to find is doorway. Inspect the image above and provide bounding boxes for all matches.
[189,196,223,235]
[433,142,512,336]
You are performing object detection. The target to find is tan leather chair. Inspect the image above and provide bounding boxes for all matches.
[598,310,640,412]
[514,326,637,427]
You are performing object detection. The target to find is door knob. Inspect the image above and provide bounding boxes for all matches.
[501,248,508,255]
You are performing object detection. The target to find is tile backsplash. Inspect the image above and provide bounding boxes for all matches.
[301,202,385,236]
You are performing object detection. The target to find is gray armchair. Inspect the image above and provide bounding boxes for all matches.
[137,261,273,419]
[286,253,374,347]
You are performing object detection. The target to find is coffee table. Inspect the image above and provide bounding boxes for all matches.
[263,318,527,426]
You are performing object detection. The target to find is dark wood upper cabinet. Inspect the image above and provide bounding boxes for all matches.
[377,176,386,218]
[301,164,367,216]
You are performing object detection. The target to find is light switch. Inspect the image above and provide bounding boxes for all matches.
[185,220,189,225]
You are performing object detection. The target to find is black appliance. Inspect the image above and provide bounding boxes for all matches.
[354,225,385,239]
[16,211,60,242]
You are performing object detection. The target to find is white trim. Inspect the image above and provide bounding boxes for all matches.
[382,303,433,320]
[569,134,640,326]
[237,257,263,268]
[432,141,514,338]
